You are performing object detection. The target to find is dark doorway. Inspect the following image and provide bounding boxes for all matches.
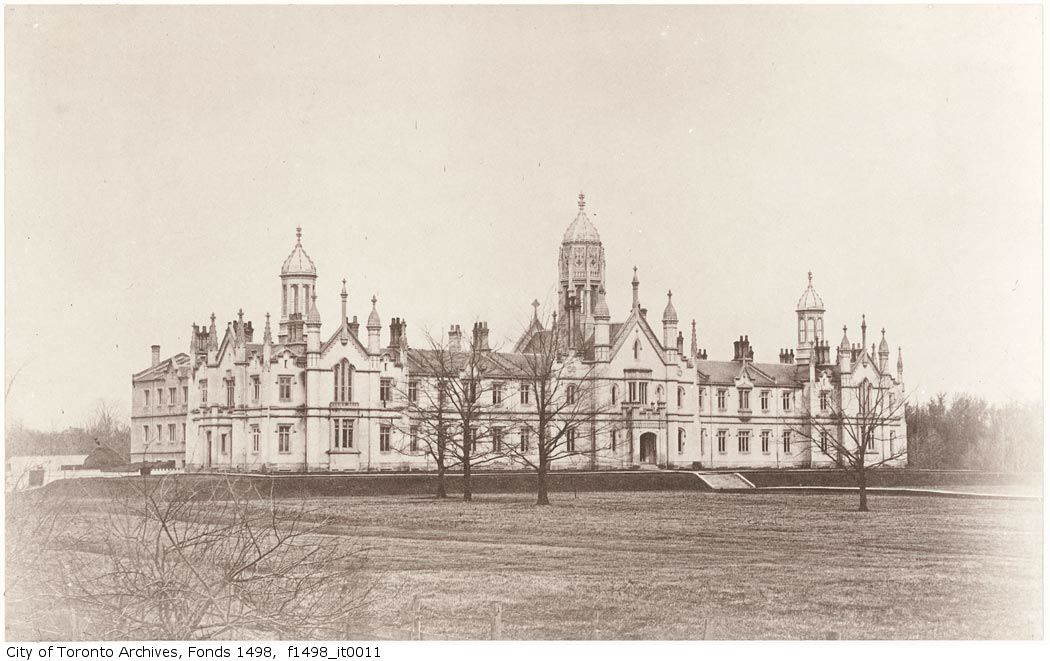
[640,432,658,464]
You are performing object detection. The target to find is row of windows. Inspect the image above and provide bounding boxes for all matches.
[703,388,795,413]
[712,429,794,455]
[142,386,190,409]
[142,422,187,445]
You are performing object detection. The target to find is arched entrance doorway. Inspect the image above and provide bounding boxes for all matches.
[640,432,658,465]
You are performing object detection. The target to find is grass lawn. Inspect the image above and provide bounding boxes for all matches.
[295,491,1042,640]
[7,488,1042,640]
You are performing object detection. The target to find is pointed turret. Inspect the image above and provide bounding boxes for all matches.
[662,290,679,361]
[690,320,698,359]
[631,267,640,310]
[262,312,273,368]
[366,295,382,354]
[879,328,890,371]
[838,325,851,372]
[897,346,904,381]
[593,287,611,362]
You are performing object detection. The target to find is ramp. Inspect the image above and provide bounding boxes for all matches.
[695,472,756,490]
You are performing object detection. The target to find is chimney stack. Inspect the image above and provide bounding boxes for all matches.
[151,345,161,367]
[449,324,463,352]
[472,322,491,352]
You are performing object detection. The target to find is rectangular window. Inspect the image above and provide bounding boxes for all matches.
[628,382,638,403]
[468,427,478,453]
[717,430,727,453]
[738,389,750,411]
[820,392,830,412]
[492,427,503,452]
[717,389,727,410]
[279,376,292,402]
[143,425,150,445]
[168,424,176,443]
[760,390,770,412]
[520,383,531,405]
[225,378,235,408]
[251,375,260,402]
[144,389,151,409]
[408,380,419,404]
[761,430,770,453]
[182,386,188,404]
[782,430,791,453]
[519,428,530,452]
[380,378,392,403]
[410,425,420,453]
[380,425,392,452]
[698,388,704,410]
[157,389,164,407]
[782,391,791,411]
[677,387,684,408]
[492,382,503,405]
[700,428,706,454]
[639,382,648,404]
[156,425,162,446]
[677,429,686,454]
[611,429,618,452]
[566,384,577,405]
[820,430,829,453]
[220,433,227,454]
[199,380,208,405]
[181,423,186,442]
[566,429,576,452]
[333,419,354,449]
[169,387,176,406]
[865,430,875,451]
[251,425,260,452]
[889,430,896,454]
[738,430,750,453]
[278,425,291,453]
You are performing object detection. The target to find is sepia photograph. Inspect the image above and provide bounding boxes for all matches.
[2,1,1044,646]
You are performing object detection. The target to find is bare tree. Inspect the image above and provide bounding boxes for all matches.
[6,476,375,640]
[503,312,614,506]
[790,378,909,511]
[393,333,458,498]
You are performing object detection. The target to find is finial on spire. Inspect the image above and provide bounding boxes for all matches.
[808,270,813,284]
[578,191,586,211]
[531,299,540,319]
[210,312,216,323]
[238,308,244,319]
[296,226,302,242]
[667,290,672,301]
[632,266,639,284]
[341,278,348,298]
[371,295,377,307]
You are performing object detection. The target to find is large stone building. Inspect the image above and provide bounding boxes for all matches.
[131,194,907,471]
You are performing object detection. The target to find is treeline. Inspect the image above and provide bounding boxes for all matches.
[906,394,1042,472]
[5,400,130,460]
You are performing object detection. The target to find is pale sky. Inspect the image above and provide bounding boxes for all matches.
[4,4,1042,429]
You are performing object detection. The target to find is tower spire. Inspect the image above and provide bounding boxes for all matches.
[631,266,640,309]
[690,319,698,358]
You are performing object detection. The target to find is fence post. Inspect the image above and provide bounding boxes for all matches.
[490,602,502,639]
[413,596,422,640]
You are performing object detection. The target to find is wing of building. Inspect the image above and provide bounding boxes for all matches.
[131,196,907,471]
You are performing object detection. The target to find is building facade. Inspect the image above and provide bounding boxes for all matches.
[131,194,907,471]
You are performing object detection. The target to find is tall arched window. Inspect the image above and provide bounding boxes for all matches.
[611,384,618,405]
[333,360,353,402]
[677,386,685,408]
[633,340,642,360]
[807,318,816,341]
[677,428,686,454]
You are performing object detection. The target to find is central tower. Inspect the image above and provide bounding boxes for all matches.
[559,192,606,327]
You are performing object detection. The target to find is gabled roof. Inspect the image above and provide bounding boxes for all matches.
[132,353,190,381]
[696,359,805,387]
[321,320,370,357]
[609,308,667,363]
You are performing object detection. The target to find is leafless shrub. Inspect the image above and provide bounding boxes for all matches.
[7,476,375,640]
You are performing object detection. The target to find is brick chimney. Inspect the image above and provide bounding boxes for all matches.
[472,322,491,352]
[151,345,161,367]
[449,324,462,352]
